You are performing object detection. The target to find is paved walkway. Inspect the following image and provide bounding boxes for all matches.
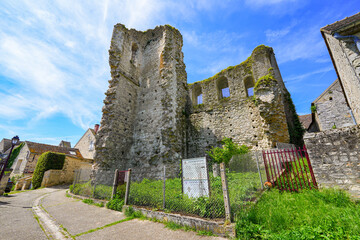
[0,187,227,240]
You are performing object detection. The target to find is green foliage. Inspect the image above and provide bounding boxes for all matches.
[32,152,65,189]
[332,123,337,129]
[236,188,360,239]
[284,91,305,147]
[106,198,124,211]
[254,73,277,90]
[207,138,249,164]
[310,105,317,113]
[6,143,24,168]
[70,181,113,200]
[124,206,143,218]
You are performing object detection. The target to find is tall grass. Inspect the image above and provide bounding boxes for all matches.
[236,188,360,239]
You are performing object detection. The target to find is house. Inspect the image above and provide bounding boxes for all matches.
[74,124,99,160]
[321,12,360,124]
[298,114,316,132]
[0,138,22,160]
[311,79,355,131]
[10,141,86,178]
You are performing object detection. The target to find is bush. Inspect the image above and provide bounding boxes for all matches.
[32,152,65,189]
[106,198,124,211]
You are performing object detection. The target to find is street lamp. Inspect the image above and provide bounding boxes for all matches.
[0,136,20,182]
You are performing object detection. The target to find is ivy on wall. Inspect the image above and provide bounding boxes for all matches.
[32,151,65,189]
[284,91,305,147]
[6,143,24,169]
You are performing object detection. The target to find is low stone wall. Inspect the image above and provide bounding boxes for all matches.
[304,124,360,198]
[41,157,93,187]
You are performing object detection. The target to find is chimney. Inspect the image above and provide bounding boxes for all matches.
[94,124,100,134]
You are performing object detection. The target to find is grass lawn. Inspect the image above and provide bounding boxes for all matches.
[236,188,360,239]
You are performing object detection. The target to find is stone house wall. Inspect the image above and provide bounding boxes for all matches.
[322,30,360,123]
[304,125,360,198]
[75,129,96,160]
[313,79,355,131]
[10,144,32,177]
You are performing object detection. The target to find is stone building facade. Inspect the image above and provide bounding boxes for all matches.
[74,124,99,160]
[95,24,298,182]
[321,12,360,124]
[312,79,355,131]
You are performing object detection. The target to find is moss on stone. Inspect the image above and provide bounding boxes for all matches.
[193,103,205,110]
[252,44,272,54]
[254,73,277,90]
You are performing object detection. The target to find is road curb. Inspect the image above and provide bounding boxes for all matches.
[32,189,72,240]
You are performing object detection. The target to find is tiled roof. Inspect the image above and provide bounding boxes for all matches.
[321,12,360,34]
[26,141,83,159]
[298,114,312,130]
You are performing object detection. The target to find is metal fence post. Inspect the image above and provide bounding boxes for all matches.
[71,169,78,193]
[124,168,131,205]
[92,172,97,198]
[163,166,166,209]
[111,169,119,200]
[255,151,264,189]
[220,162,231,223]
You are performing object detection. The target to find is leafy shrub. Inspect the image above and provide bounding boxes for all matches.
[70,181,112,200]
[106,198,124,211]
[32,152,65,189]
[207,138,249,165]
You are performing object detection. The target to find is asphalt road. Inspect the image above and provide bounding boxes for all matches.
[0,187,226,240]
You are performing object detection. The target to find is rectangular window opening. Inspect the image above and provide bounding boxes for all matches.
[197,94,203,104]
[247,87,254,97]
[221,87,230,98]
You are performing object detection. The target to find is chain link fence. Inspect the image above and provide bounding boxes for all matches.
[70,168,113,200]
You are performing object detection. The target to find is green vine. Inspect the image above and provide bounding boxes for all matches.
[284,91,305,146]
[6,143,24,168]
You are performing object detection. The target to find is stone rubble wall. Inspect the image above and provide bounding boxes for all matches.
[314,80,355,130]
[187,46,291,157]
[324,32,360,123]
[95,24,187,183]
[304,125,360,198]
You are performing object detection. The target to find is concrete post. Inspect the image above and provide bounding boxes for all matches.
[111,169,119,200]
[220,162,231,223]
[124,169,131,205]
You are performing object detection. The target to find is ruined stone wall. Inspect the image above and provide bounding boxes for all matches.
[95,24,187,183]
[304,125,360,198]
[323,31,360,123]
[187,46,291,157]
[313,79,355,131]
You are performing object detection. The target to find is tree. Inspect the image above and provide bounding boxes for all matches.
[207,138,249,165]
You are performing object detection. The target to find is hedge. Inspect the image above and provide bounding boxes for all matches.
[32,151,65,189]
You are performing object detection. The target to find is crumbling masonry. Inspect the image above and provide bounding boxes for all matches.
[94,24,299,183]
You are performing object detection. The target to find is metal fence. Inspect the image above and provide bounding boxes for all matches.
[70,168,113,200]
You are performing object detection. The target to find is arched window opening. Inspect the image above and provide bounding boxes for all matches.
[217,77,230,99]
[244,76,255,97]
[131,43,138,65]
[193,85,203,105]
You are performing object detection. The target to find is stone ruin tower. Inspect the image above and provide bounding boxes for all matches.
[95,24,300,183]
[94,24,188,182]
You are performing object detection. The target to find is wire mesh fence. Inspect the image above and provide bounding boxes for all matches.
[71,151,266,221]
[70,168,113,200]
[226,151,266,219]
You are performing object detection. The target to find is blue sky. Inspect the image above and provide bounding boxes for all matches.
[0,1,358,146]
